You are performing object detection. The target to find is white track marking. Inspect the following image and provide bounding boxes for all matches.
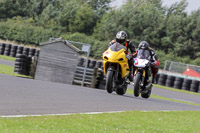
[0,110,179,118]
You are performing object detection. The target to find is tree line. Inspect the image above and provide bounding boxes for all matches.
[0,0,200,68]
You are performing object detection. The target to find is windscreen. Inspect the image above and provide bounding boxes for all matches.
[137,49,151,60]
[110,42,127,52]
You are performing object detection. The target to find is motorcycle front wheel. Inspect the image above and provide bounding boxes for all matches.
[105,70,114,93]
[133,72,142,97]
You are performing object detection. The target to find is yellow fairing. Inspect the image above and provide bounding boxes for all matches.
[103,47,129,78]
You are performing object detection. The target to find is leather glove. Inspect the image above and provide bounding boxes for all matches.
[126,54,133,60]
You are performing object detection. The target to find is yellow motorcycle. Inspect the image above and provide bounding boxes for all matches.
[102,42,130,95]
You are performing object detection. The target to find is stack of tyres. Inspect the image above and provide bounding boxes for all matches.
[28,48,36,57]
[22,47,30,56]
[166,75,176,87]
[199,84,200,93]
[35,50,40,57]
[190,80,199,92]
[77,57,84,67]
[10,45,18,57]
[87,59,91,68]
[0,43,5,55]
[26,57,32,75]
[4,44,11,56]
[88,60,96,69]
[14,54,31,76]
[95,69,105,90]
[158,74,167,86]
[173,77,184,89]
[96,61,103,69]
[16,46,24,55]
[182,78,192,91]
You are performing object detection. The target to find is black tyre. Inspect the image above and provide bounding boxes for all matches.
[182,79,192,91]
[77,58,84,66]
[17,46,24,54]
[105,70,114,93]
[0,43,5,55]
[141,86,152,99]
[158,74,167,86]
[116,84,127,95]
[96,61,103,68]
[166,75,176,87]
[89,60,96,68]
[173,77,184,89]
[133,72,141,97]
[190,80,199,92]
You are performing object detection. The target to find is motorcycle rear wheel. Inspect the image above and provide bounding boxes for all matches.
[116,84,127,95]
[141,86,152,99]
[133,73,141,97]
[106,70,114,93]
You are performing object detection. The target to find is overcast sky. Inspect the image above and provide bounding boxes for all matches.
[111,0,200,13]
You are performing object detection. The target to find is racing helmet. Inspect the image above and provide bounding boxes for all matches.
[138,41,149,50]
[116,31,127,44]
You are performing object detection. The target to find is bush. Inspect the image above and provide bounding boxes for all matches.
[0,18,60,45]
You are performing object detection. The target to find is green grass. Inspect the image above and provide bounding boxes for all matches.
[0,64,31,78]
[0,111,199,133]
[126,86,200,107]
[153,84,200,96]
[0,55,16,61]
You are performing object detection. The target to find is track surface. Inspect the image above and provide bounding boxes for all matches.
[0,74,199,116]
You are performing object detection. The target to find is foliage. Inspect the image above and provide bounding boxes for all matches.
[0,17,60,45]
[0,0,200,67]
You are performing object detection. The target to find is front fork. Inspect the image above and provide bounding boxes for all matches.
[134,69,146,88]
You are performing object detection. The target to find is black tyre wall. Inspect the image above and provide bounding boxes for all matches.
[173,77,184,89]
[0,43,5,55]
[4,44,11,56]
[190,80,199,92]
[166,75,176,87]
[14,54,32,76]
[158,74,167,86]
[22,47,30,56]
[28,48,36,57]
[96,61,103,69]
[10,45,18,57]
[17,46,24,55]
[182,79,192,91]
[77,58,84,67]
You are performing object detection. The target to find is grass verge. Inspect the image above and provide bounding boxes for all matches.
[0,64,31,78]
[126,88,200,107]
[0,55,16,61]
[0,111,199,133]
[153,84,200,96]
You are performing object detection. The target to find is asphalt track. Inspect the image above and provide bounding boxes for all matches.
[0,74,199,116]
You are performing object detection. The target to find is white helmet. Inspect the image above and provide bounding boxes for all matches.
[116,31,127,43]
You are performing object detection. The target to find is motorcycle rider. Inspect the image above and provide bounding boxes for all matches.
[138,41,160,83]
[109,31,137,82]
